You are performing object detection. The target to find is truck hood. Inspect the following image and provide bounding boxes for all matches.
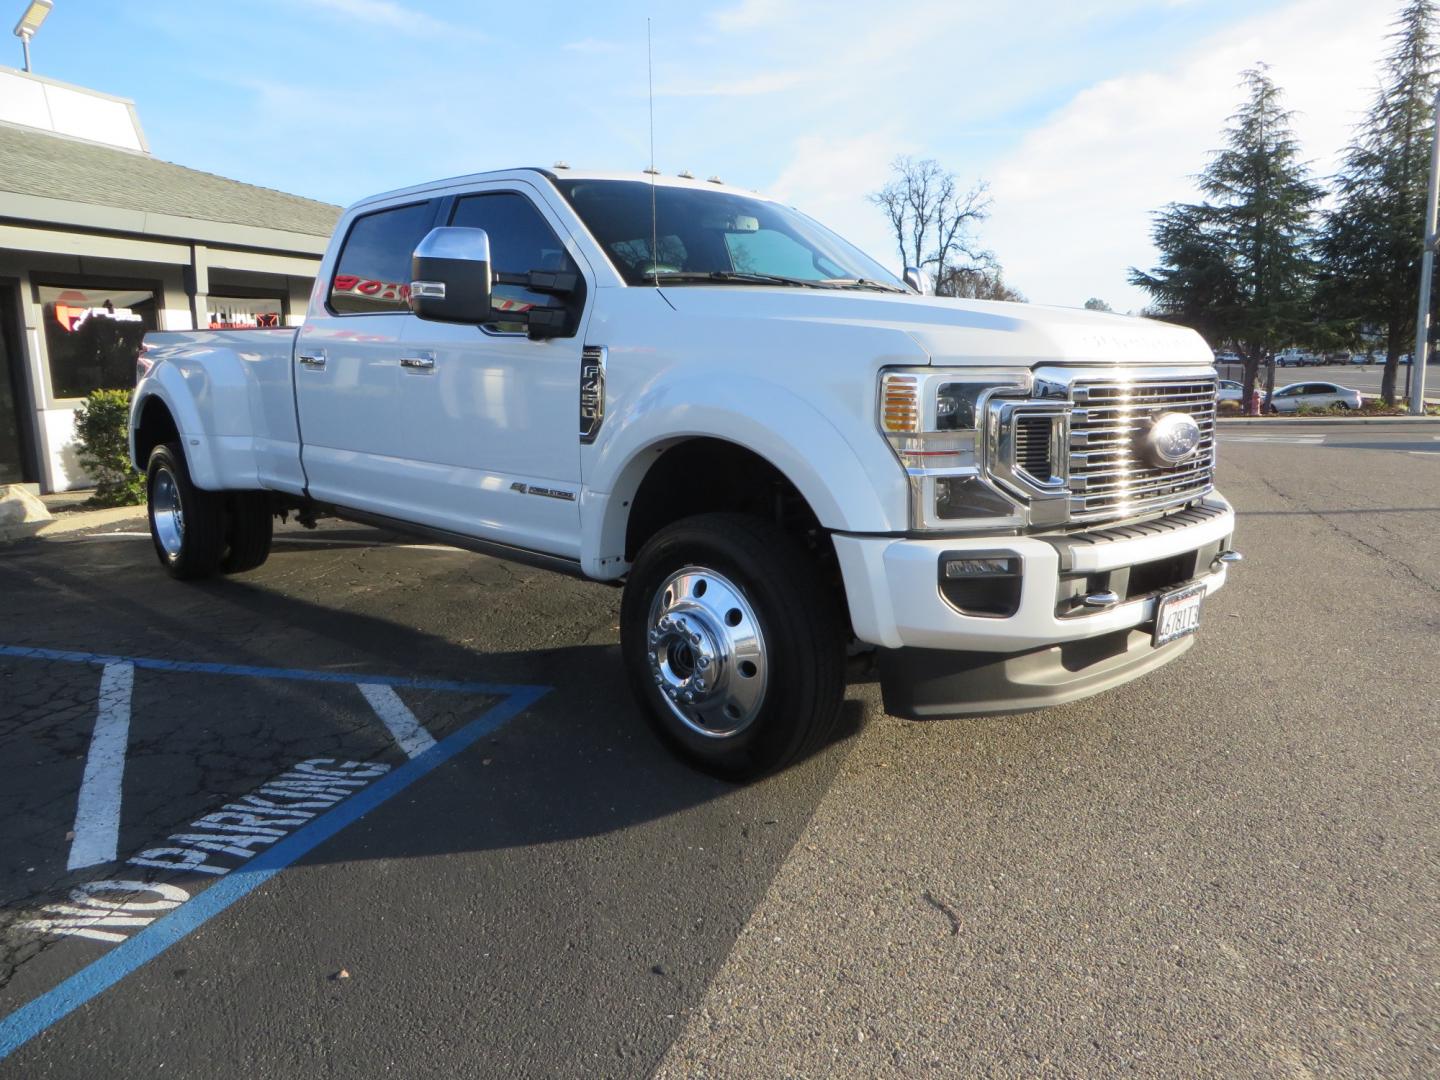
[655,287,1213,367]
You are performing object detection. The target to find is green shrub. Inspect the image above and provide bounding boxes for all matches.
[73,389,143,507]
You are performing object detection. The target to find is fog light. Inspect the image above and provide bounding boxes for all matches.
[939,553,1022,617]
[944,557,1014,577]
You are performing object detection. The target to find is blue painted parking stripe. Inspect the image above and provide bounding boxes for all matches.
[0,683,549,1061]
[0,643,535,696]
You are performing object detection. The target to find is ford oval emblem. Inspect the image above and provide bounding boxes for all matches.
[1143,412,1202,467]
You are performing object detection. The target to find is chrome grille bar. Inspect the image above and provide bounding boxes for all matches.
[1066,374,1217,523]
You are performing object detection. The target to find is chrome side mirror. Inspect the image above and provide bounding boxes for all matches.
[903,266,934,296]
[409,226,493,324]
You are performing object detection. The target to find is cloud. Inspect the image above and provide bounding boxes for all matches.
[710,0,791,32]
[657,70,809,97]
[985,0,1392,311]
[765,132,915,266]
[563,38,625,54]
[304,0,471,38]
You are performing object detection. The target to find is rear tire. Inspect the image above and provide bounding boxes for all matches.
[620,513,846,780]
[222,492,273,573]
[146,443,225,580]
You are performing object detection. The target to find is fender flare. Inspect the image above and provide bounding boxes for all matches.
[583,376,903,575]
[130,373,250,492]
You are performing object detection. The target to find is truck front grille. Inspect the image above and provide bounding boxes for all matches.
[1067,376,1216,523]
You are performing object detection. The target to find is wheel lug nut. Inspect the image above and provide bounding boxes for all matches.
[697,656,710,670]
[690,633,701,645]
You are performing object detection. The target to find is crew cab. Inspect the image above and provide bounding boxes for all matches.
[131,167,1240,778]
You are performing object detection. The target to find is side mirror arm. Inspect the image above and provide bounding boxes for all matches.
[487,303,570,341]
[493,269,579,296]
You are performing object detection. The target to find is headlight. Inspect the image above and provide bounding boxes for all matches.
[878,368,1029,530]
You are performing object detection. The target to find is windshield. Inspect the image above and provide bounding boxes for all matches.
[552,178,905,290]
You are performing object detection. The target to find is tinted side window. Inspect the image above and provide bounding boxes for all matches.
[449,193,579,325]
[330,201,437,314]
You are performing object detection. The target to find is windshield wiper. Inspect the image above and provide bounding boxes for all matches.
[650,271,837,288]
[821,277,908,293]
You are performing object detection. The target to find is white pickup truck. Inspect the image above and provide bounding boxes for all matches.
[131,167,1239,778]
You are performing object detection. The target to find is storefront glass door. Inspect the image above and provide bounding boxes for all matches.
[0,286,33,485]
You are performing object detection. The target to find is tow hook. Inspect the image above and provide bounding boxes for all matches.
[1211,550,1243,571]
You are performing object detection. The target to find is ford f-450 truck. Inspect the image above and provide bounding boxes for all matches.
[131,167,1240,778]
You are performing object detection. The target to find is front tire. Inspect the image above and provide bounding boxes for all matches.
[620,513,846,780]
[146,443,225,579]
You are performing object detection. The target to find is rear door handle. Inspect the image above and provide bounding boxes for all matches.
[399,353,435,371]
[298,352,327,370]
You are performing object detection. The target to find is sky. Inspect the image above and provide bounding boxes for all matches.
[10,0,1401,312]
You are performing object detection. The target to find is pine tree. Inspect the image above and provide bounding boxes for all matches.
[1321,0,1438,404]
[1131,67,1322,410]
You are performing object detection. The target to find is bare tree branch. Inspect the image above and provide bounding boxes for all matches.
[869,157,998,296]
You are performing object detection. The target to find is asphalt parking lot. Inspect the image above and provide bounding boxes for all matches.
[1,421,1436,1078]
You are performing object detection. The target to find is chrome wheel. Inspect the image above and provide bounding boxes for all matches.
[646,565,768,739]
[152,467,185,558]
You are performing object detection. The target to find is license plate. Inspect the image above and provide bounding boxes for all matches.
[1153,583,1205,647]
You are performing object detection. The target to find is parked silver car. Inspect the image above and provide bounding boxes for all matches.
[1217,379,1245,403]
[1267,381,1364,413]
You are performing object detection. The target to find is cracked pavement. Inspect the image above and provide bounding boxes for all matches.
[0,424,1436,1078]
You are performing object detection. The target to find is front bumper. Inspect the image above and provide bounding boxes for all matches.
[834,494,1235,715]
[876,629,1194,719]
[834,494,1234,653]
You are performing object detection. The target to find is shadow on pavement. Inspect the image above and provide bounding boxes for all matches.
[0,535,861,1078]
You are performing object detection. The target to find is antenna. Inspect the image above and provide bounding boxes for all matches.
[647,17,659,288]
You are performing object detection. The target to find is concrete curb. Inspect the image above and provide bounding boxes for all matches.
[0,505,145,544]
[1217,415,1440,427]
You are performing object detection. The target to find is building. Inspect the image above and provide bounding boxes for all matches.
[0,64,340,493]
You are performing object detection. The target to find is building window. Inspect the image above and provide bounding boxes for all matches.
[38,283,157,400]
[207,296,284,329]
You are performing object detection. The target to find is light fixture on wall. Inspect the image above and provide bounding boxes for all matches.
[12,0,52,73]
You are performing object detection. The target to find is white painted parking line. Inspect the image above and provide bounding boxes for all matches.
[357,683,437,759]
[67,662,135,871]
[1220,434,1325,445]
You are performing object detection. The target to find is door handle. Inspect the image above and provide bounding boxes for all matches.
[298,352,327,370]
[399,353,435,371]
